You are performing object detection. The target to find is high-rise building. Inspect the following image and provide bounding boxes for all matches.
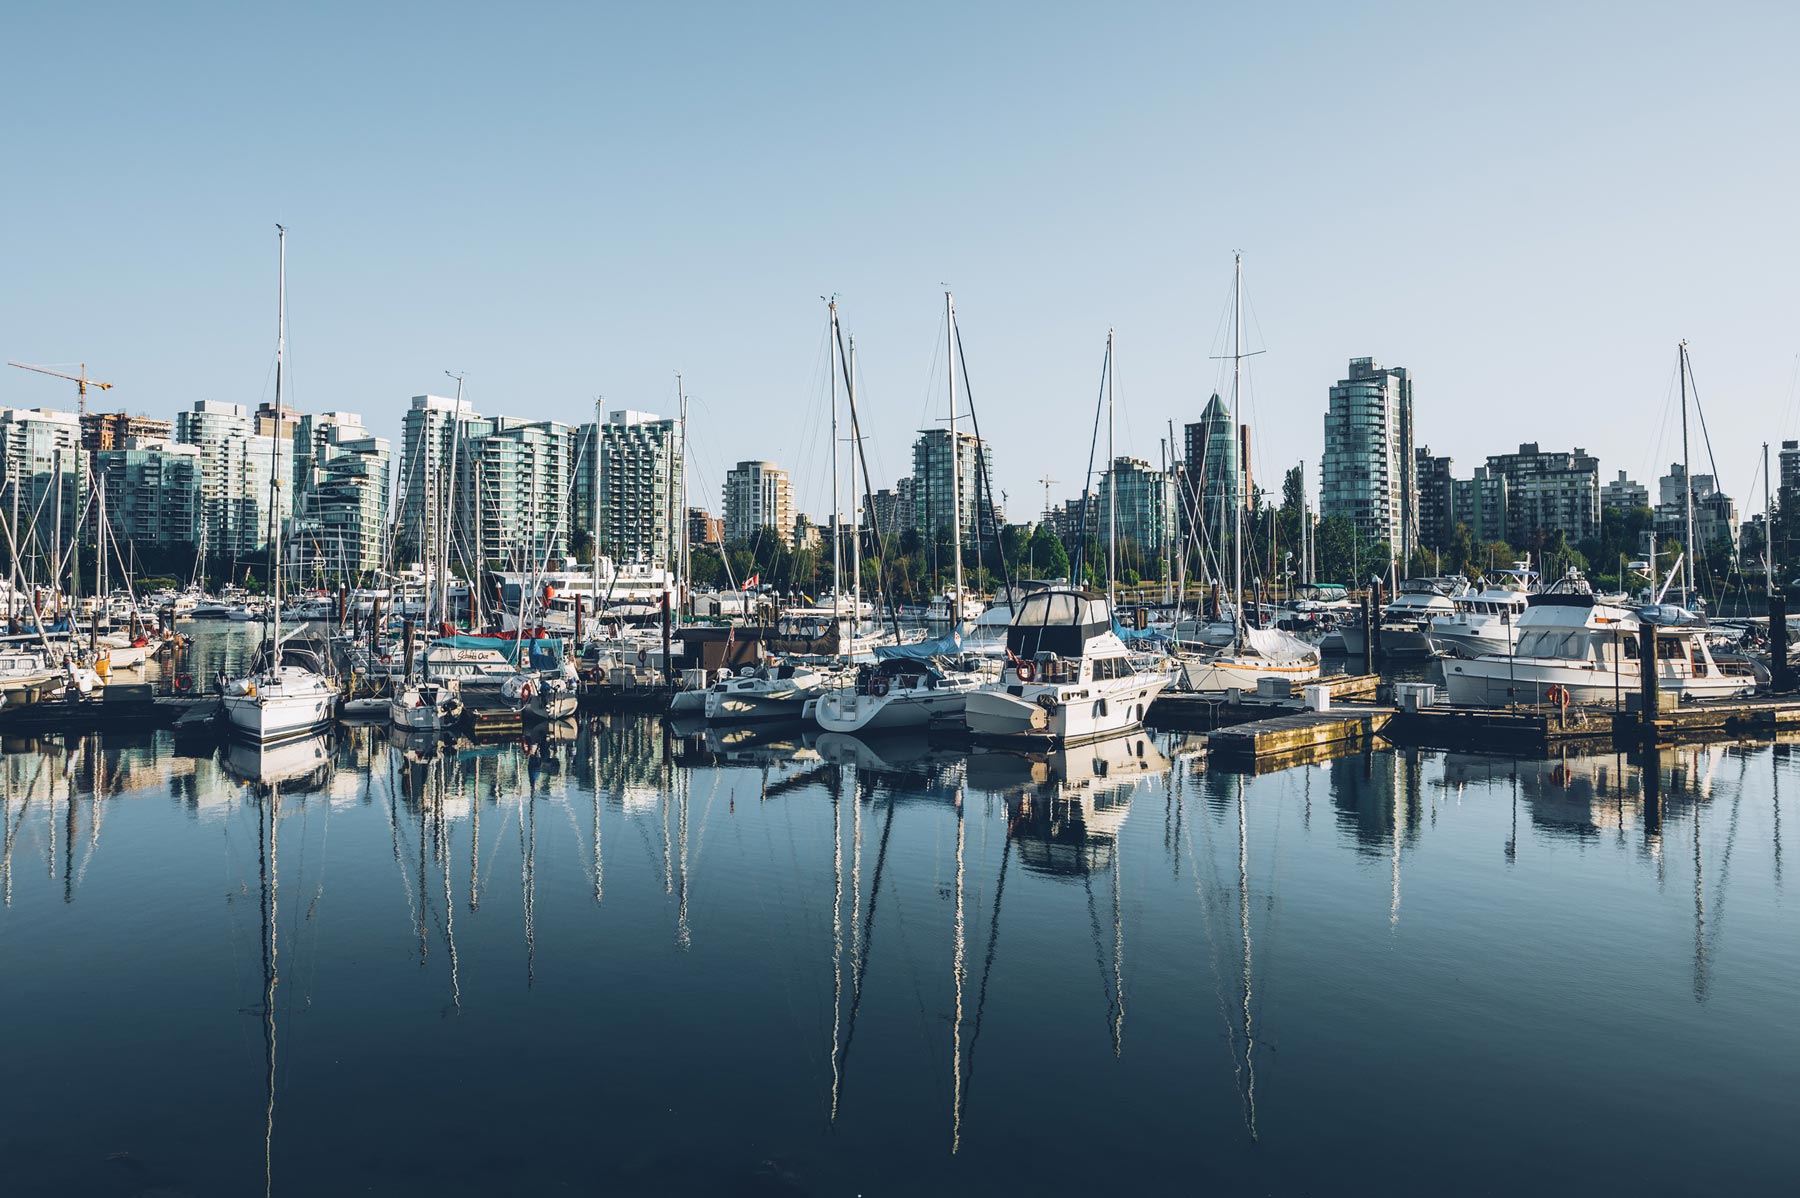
[292,412,391,575]
[1182,393,1246,540]
[1100,456,1178,560]
[589,410,682,566]
[1601,470,1649,513]
[1450,468,1508,544]
[722,460,795,544]
[82,411,173,454]
[175,399,291,559]
[254,401,300,440]
[1321,357,1416,561]
[865,487,903,541]
[1484,443,1600,546]
[96,438,203,555]
[0,406,82,568]
[911,428,995,541]
[1780,441,1800,497]
[1415,448,1455,552]
[476,417,579,566]
[397,393,479,565]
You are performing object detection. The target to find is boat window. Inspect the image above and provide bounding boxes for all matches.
[1623,636,1639,659]
[1655,638,1688,661]
[1518,629,1585,658]
[1046,593,1077,625]
[1017,594,1051,626]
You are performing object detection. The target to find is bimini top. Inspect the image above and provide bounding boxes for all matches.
[1007,589,1113,659]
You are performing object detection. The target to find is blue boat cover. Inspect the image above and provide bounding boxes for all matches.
[1113,620,1167,645]
[875,627,963,661]
[434,635,565,670]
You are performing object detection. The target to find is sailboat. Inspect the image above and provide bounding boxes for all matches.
[222,225,339,743]
[1172,255,1320,695]
[965,318,1170,745]
[815,299,987,733]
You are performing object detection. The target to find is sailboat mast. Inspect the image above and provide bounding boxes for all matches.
[1678,340,1696,603]
[268,224,285,656]
[441,372,465,627]
[829,301,841,636]
[849,336,861,646]
[677,374,689,616]
[1107,327,1117,613]
[1230,253,1245,651]
[947,292,963,617]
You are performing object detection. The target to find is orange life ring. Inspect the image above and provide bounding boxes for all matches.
[1546,684,1570,708]
[1015,660,1036,683]
[174,673,194,693]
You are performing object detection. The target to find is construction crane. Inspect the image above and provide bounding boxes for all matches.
[7,361,112,421]
[8,361,111,604]
[1038,475,1059,523]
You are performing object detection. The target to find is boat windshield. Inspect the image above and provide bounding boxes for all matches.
[1516,628,1589,659]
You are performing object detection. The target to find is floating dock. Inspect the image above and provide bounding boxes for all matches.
[1147,673,1381,731]
[1204,706,1394,770]
[460,690,523,737]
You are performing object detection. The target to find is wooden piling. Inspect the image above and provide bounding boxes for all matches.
[1772,592,1791,693]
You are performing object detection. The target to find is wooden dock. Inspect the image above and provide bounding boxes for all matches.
[1613,695,1800,744]
[1147,673,1382,731]
[1204,706,1394,768]
[1386,703,1615,752]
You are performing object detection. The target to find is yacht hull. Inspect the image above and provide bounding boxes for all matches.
[223,689,335,742]
[1441,658,1752,706]
[814,687,967,733]
[965,675,1167,746]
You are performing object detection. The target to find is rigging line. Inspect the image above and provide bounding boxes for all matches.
[1072,336,1112,583]
[953,316,1015,601]
[958,832,1011,1120]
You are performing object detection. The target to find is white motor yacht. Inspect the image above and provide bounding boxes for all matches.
[813,651,988,734]
[1339,577,1468,659]
[1430,562,1535,659]
[962,589,1169,746]
[704,662,835,723]
[1441,592,1757,706]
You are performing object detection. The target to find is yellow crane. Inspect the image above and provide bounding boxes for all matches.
[7,360,112,418]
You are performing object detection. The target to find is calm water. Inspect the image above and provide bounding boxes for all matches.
[2,712,1797,1195]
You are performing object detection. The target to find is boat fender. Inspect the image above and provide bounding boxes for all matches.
[1015,660,1036,683]
[174,673,194,693]
[521,682,534,702]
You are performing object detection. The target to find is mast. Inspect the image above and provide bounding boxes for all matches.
[592,394,603,612]
[947,292,963,618]
[829,301,841,639]
[1678,340,1695,603]
[849,336,861,646]
[1107,327,1117,613]
[268,224,285,659]
[677,374,689,618]
[1230,254,1245,652]
[441,371,466,628]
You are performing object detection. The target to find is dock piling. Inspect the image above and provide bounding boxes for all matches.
[1772,593,1791,694]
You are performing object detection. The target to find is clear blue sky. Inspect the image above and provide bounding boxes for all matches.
[4,1,1797,524]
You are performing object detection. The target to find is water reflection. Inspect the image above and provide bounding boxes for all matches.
[2,720,1798,1192]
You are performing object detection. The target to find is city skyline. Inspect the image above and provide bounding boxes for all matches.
[5,2,1798,523]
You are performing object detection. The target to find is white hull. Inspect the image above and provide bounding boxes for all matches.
[1441,657,1752,706]
[1179,655,1320,695]
[222,686,335,742]
[705,689,818,723]
[814,687,968,733]
[1430,623,1514,660]
[964,673,1168,745]
[528,693,579,720]
[1339,624,1438,658]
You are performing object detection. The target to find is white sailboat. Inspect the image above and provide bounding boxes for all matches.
[223,225,338,743]
[1169,257,1320,695]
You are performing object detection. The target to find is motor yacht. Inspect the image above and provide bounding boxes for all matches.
[703,661,835,723]
[812,642,989,734]
[1441,592,1757,706]
[962,589,1169,746]
[1430,562,1536,659]
[1339,576,1469,659]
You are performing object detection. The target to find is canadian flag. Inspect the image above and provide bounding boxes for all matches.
[743,573,760,589]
